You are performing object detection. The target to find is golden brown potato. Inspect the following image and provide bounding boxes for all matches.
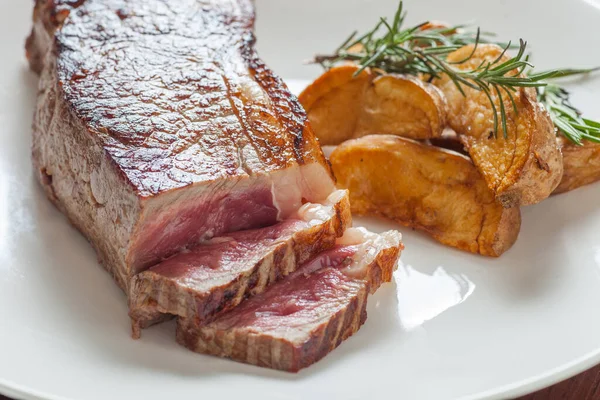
[330,135,521,257]
[299,65,447,145]
[426,131,600,195]
[554,136,600,194]
[435,44,563,207]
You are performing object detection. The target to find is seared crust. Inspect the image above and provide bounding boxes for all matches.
[435,44,563,207]
[554,137,600,194]
[26,0,333,197]
[55,0,325,197]
[128,192,352,338]
[175,239,400,372]
[364,244,401,293]
[26,0,336,290]
[330,135,520,257]
[246,54,331,172]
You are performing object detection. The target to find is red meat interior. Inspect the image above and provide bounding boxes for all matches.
[204,245,362,331]
[129,184,279,273]
[146,218,307,291]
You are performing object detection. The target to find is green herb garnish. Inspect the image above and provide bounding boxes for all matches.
[535,68,600,145]
[313,1,599,143]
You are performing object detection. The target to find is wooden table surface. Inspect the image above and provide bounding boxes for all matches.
[2,364,600,400]
[514,365,600,400]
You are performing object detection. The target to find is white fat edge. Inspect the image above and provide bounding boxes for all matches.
[297,163,336,204]
[226,70,289,220]
[232,68,336,220]
[269,177,283,221]
[270,167,340,222]
[288,189,346,228]
[324,189,347,206]
[339,228,402,278]
[269,167,303,221]
[295,202,333,227]
[293,189,345,226]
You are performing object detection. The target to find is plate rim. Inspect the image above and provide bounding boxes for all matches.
[3,0,600,399]
[2,348,600,400]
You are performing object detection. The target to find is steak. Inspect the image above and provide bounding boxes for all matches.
[26,0,335,290]
[176,228,403,372]
[129,190,351,338]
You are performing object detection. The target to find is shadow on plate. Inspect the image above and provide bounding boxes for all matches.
[490,187,600,301]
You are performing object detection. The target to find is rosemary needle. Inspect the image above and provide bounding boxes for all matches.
[313,1,600,144]
[312,1,558,138]
[536,68,600,145]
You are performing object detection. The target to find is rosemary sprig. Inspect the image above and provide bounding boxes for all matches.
[429,37,600,145]
[415,23,513,49]
[536,68,600,145]
[313,1,557,138]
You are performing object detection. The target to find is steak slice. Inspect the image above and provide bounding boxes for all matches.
[176,227,403,372]
[26,0,335,290]
[129,190,351,338]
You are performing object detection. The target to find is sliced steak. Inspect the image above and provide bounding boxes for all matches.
[129,190,351,338]
[176,227,403,372]
[26,0,335,290]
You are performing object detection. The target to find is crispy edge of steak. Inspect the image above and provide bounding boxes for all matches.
[128,190,352,338]
[175,233,401,372]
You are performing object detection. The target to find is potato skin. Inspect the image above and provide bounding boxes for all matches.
[299,65,447,145]
[554,137,600,194]
[435,44,563,207]
[330,135,521,257]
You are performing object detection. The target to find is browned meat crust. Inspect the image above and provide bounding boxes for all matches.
[176,232,401,372]
[26,0,335,290]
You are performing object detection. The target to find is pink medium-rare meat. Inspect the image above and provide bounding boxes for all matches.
[26,0,336,290]
[129,190,351,338]
[176,227,403,372]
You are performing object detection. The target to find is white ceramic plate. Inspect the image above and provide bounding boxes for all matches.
[1,0,600,399]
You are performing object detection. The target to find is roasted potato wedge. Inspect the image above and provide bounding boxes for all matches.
[299,65,447,145]
[432,131,600,195]
[554,137,600,194]
[435,44,563,207]
[330,135,521,257]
